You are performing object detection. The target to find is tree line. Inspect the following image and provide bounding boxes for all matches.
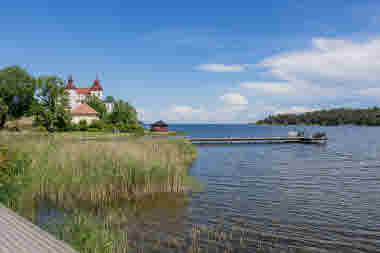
[255,107,380,126]
[0,65,140,132]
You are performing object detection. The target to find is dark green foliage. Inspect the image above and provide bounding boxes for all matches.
[0,65,142,133]
[87,97,142,133]
[89,119,106,130]
[108,100,139,129]
[87,95,107,120]
[70,123,80,131]
[79,120,88,131]
[133,127,145,136]
[33,76,72,132]
[0,66,37,128]
[256,107,380,126]
[0,98,8,129]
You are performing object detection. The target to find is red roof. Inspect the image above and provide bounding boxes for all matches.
[66,76,77,89]
[71,104,99,115]
[90,78,103,91]
[76,88,91,94]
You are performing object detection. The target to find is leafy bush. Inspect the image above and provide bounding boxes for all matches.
[38,125,48,132]
[79,120,88,131]
[103,124,115,132]
[133,127,145,136]
[89,120,105,130]
[70,123,80,131]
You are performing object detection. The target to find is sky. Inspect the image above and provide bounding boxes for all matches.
[2,0,380,123]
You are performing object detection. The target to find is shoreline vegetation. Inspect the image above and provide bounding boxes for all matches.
[2,117,187,137]
[1,135,198,209]
[253,107,380,126]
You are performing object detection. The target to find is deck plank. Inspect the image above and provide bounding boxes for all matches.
[0,204,77,253]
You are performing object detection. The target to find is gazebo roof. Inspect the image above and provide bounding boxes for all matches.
[152,120,168,126]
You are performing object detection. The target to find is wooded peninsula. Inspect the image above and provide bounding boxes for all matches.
[255,107,380,126]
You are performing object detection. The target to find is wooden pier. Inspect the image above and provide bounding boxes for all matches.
[188,136,328,144]
[0,204,78,253]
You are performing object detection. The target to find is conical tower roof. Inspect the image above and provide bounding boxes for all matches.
[90,76,103,91]
[66,75,77,89]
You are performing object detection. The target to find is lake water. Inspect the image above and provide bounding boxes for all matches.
[163,124,380,252]
[37,124,380,252]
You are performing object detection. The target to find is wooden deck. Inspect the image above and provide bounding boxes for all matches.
[0,204,77,253]
[188,137,328,144]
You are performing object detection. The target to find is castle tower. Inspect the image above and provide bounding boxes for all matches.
[90,75,103,100]
[66,75,78,109]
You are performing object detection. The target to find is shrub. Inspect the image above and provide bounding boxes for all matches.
[38,125,47,132]
[79,120,88,131]
[89,120,105,130]
[103,124,115,132]
[133,127,145,136]
[70,123,80,131]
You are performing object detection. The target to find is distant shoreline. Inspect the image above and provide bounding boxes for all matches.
[252,107,380,127]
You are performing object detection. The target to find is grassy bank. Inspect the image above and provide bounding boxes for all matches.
[0,135,198,211]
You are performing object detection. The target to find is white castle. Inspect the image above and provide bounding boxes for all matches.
[65,76,113,123]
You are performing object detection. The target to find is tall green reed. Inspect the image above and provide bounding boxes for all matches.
[1,136,198,209]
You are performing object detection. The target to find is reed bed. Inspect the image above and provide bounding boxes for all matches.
[1,135,198,209]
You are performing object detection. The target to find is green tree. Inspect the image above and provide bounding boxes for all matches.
[87,95,107,119]
[0,66,37,128]
[108,100,138,128]
[105,96,115,103]
[0,98,8,129]
[33,76,72,132]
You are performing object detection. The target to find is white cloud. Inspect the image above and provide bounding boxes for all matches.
[196,64,248,72]
[240,81,296,94]
[220,93,248,105]
[171,105,202,114]
[260,37,380,87]
[274,106,318,115]
[358,88,380,97]
[162,105,205,122]
[137,103,319,123]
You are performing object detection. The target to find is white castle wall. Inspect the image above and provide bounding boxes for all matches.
[72,115,99,124]
[90,90,103,100]
[68,90,78,109]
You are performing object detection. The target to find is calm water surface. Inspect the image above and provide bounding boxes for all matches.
[165,124,380,251]
[38,124,380,252]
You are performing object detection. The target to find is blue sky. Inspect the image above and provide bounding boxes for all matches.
[2,0,380,123]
